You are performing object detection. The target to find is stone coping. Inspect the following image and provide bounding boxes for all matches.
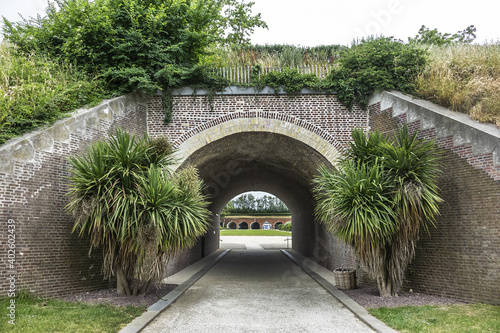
[370,90,500,166]
[0,94,147,175]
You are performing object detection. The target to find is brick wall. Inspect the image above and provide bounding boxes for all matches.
[147,91,368,282]
[0,95,148,298]
[2,88,497,304]
[368,100,500,304]
[147,93,367,150]
[223,216,292,229]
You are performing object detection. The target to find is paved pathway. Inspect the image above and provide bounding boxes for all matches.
[142,237,373,333]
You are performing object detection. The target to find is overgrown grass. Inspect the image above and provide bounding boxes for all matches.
[0,42,109,144]
[0,292,145,332]
[369,303,500,333]
[2,40,500,146]
[414,43,500,126]
[207,44,346,68]
[210,42,500,128]
[220,229,291,236]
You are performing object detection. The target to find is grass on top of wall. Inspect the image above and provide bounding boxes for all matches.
[2,41,500,147]
[0,42,109,144]
[211,42,500,128]
[415,43,500,127]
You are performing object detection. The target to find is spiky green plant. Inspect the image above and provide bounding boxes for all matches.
[66,128,209,296]
[314,126,442,296]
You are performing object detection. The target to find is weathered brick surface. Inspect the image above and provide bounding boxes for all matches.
[369,102,500,304]
[0,100,147,298]
[147,94,368,151]
[148,92,368,287]
[1,90,498,304]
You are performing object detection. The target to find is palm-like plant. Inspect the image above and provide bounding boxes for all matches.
[66,128,209,295]
[314,126,442,296]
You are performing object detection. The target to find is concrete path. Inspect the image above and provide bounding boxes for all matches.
[142,236,374,333]
[220,235,292,250]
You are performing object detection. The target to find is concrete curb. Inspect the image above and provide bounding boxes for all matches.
[119,249,231,333]
[281,249,398,333]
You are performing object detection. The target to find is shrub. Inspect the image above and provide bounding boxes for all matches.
[314,126,442,296]
[0,43,107,144]
[323,37,428,109]
[66,128,210,296]
[280,221,292,232]
[2,0,266,95]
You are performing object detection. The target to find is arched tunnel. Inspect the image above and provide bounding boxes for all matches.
[179,131,336,259]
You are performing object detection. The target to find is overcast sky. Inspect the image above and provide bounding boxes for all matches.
[1,0,498,45]
[250,0,499,45]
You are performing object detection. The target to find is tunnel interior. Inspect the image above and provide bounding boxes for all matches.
[179,131,335,258]
[181,132,331,256]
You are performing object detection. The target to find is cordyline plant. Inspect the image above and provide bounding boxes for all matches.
[313,126,442,297]
[66,128,209,296]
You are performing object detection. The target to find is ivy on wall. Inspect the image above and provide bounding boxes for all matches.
[162,38,427,123]
[247,37,428,110]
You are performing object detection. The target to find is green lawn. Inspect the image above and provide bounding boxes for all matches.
[369,303,500,333]
[0,294,145,333]
[220,229,291,236]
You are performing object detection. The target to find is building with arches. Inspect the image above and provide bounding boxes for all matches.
[222,215,291,230]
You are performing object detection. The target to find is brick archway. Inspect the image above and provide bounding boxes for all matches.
[146,92,368,281]
[250,222,260,230]
[170,111,343,172]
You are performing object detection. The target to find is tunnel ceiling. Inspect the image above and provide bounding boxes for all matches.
[180,131,334,214]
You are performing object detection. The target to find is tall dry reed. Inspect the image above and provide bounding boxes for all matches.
[415,43,500,126]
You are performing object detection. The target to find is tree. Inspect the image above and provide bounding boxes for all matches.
[221,200,234,217]
[314,126,442,297]
[223,193,290,214]
[409,25,477,46]
[2,0,267,95]
[66,128,210,296]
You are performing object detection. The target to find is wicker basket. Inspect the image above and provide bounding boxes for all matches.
[333,267,356,289]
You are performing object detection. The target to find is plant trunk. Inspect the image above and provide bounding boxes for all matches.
[116,268,131,296]
[377,272,395,297]
[132,284,139,296]
[139,279,152,297]
[131,279,152,296]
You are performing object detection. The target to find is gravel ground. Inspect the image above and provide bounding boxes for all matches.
[60,236,464,311]
[60,281,464,311]
[62,284,177,307]
[343,284,465,309]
